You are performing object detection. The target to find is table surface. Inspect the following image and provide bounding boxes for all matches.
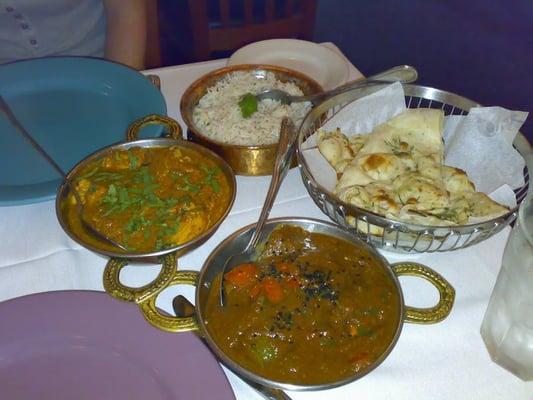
[0,43,531,400]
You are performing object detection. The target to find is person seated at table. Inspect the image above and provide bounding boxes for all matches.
[0,0,146,69]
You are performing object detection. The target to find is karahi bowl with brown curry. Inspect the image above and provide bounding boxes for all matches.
[139,217,455,391]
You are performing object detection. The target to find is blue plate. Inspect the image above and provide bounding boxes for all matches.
[0,57,166,206]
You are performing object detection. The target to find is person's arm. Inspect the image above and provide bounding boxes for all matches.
[103,0,146,70]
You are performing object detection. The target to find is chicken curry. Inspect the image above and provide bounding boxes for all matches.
[205,225,401,385]
[62,145,232,253]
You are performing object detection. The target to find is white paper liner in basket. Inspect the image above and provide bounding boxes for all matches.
[301,82,529,251]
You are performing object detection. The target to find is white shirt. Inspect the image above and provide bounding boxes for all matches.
[0,0,106,64]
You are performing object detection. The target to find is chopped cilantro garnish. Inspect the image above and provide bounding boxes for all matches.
[201,165,221,193]
[165,198,179,207]
[127,150,139,169]
[164,225,179,236]
[180,175,201,193]
[179,194,191,205]
[155,238,164,250]
[102,184,118,204]
[78,166,99,179]
[118,186,129,206]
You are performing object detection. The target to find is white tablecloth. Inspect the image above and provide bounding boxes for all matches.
[0,43,531,400]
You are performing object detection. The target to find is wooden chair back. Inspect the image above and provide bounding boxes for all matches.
[145,0,162,69]
[187,0,318,61]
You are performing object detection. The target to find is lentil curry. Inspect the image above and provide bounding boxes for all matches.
[205,225,401,385]
[62,145,231,253]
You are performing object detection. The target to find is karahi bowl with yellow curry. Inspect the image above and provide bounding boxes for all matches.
[138,217,455,391]
[56,115,236,260]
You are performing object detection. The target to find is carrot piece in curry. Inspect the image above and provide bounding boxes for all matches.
[249,282,263,299]
[286,276,300,289]
[275,261,294,272]
[224,263,258,288]
[262,277,284,303]
[348,351,371,364]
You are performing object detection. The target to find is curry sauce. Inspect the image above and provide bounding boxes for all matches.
[205,225,401,385]
[63,145,231,253]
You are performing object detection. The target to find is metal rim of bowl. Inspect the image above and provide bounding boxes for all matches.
[195,216,406,391]
[55,137,237,259]
[295,83,532,253]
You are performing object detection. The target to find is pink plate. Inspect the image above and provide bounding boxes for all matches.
[0,290,235,400]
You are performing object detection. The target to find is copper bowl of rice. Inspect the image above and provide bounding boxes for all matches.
[180,64,322,176]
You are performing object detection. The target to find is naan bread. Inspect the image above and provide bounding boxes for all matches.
[348,134,367,156]
[317,129,367,173]
[454,191,509,221]
[442,166,475,193]
[337,182,400,216]
[359,108,444,159]
[316,129,354,173]
[336,153,406,191]
[317,108,509,228]
[417,153,443,181]
[396,206,458,226]
[395,173,450,212]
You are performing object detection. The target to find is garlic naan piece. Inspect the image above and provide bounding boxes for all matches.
[442,166,475,193]
[348,134,367,156]
[396,152,417,171]
[457,191,509,221]
[416,153,443,181]
[395,173,450,212]
[359,108,444,158]
[337,183,400,216]
[397,206,457,226]
[335,161,374,191]
[317,129,355,173]
[360,153,406,181]
[336,185,372,210]
[336,153,405,191]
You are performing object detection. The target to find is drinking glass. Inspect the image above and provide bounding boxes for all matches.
[481,191,533,381]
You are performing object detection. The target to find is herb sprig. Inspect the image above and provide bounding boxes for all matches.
[239,93,258,118]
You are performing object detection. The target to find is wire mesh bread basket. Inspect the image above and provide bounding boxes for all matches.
[296,83,532,253]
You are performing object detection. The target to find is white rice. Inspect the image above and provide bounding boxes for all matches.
[192,71,312,146]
